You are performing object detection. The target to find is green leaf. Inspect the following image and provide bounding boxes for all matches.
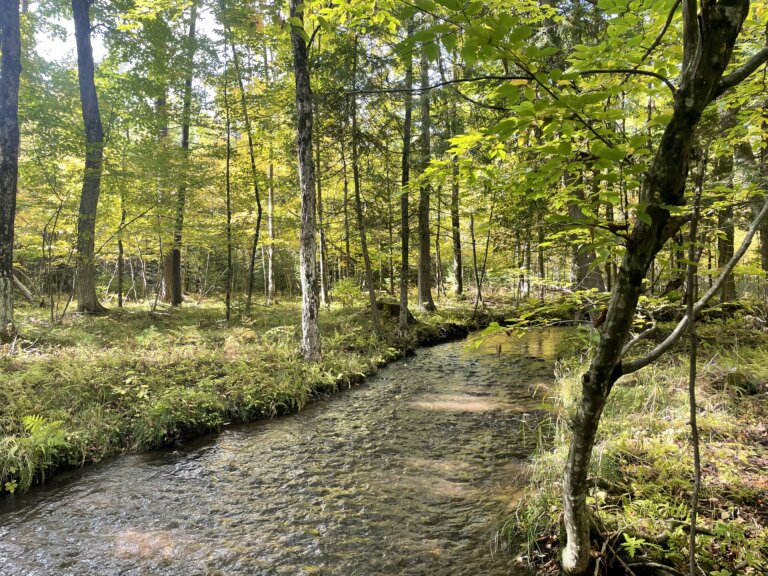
[423,42,440,62]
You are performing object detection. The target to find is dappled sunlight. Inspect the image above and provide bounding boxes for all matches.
[410,393,509,413]
[113,529,179,561]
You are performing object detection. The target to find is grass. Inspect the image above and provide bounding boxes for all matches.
[504,318,768,575]
[0,294,507,496]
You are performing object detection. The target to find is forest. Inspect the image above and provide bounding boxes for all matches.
[1,0,768,574]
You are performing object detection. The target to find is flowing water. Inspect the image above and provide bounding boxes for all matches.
[0,328,562,576]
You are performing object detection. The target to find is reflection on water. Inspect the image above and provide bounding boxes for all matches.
[0,328,562,576]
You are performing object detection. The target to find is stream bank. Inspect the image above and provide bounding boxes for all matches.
[0,299,511,496]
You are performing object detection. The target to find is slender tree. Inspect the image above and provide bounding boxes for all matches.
[224,64,233,322]
[350,37,382,335]
[289,0,321,360]
[561,1,763,571]
[72,0,105,313]
[450,155,462,295]
[0,0,21,339]
[164,1,199,306]
[417,48,436,312]
[399,23,414,331]
[226,24,263,313]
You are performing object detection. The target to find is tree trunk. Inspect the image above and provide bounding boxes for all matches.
[266,150,275,305]
[568,175,606,293]
[224,66,233,322]
[399,23,414,331]
[289,0,321,361]
[470,212,482,307]
[228,33,263,313]
[538,225,546,299]
[350,38,382,336]
[0,0,21,339]
[417,49,436,312]
[117,198,125,308]
[342,143,353,279]
[561,3,752,572]
[316,126,330,307]
[165,1,198,307]
[451,155,463,296]
[73,0,105,314]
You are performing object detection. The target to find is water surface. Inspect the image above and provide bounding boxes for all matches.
[0,328,561,576]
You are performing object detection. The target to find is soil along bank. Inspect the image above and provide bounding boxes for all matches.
[0,299,509,496]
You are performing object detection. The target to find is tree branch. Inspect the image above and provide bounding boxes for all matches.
[621,322,657,356]
[621,195,768,375]
[637,0,682,66]
[716,47,768,97]
[347,74,532,95]
[579,68,676,95]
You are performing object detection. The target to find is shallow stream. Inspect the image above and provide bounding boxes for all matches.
[0,328,562,576]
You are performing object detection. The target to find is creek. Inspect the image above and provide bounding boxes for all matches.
[0,328,562,576]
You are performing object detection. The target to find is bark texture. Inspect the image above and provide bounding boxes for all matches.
[561,2,752,572]
[165,2,199,306]
[417,50,436,312]
[73,0,105,314]
[289,0,321,360]
[0,0,21,339]
[399,23,414,331]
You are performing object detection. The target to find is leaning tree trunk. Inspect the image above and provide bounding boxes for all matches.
[165,1,198,306]
[73,0,105,314]
[417,48,436,312]
[289,0,321,361]
[561,2,754,573]
[399,22,414,331]
[228,31,263,313]
[0,0,21,339]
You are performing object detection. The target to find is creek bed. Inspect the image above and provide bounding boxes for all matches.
[0,328,562,576]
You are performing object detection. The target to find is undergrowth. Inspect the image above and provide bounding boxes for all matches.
[504,317,768,575]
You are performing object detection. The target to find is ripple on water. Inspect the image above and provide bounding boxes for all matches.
[0,329,564,576]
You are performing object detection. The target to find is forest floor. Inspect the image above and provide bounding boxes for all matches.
[508,314,768,575]
[0,295,507,496]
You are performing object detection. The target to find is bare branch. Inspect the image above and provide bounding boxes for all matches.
[622,195,768,375]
